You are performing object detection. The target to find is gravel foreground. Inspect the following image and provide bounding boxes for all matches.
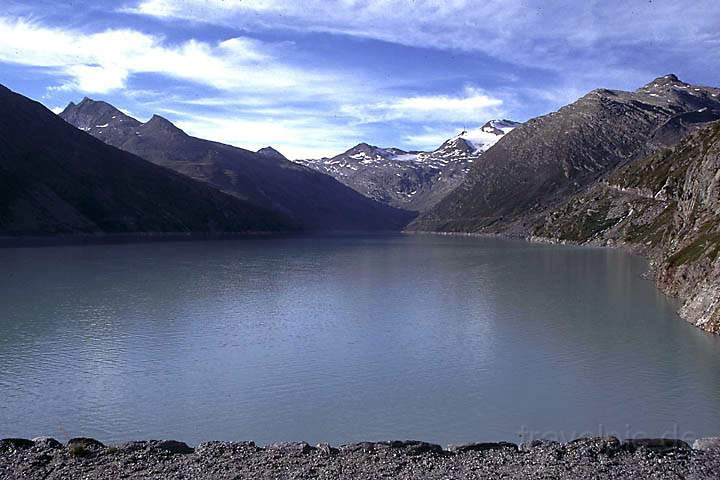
[2,436,720,479]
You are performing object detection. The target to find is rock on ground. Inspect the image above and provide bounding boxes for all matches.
[2,436,720,479]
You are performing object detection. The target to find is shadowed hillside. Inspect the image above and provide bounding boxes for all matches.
[0,85,293,235]
[61,99,415,231]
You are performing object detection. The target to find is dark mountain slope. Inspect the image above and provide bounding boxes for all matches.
[0,85,293,235]
[61,100,414,231]
[533,121,720,334]
[410,75,720,232]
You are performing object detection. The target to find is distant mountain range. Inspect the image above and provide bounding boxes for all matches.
[295,120,520,211]
[60,99,414,231]
[0,85,293,235]
[2,74,719,334]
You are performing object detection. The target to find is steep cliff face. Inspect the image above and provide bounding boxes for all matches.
[533,122,720,333]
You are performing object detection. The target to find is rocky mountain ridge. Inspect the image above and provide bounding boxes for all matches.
[0,85,293,235]
[60,99,414,231]
[410,75,720,233]
[294,120,520,211]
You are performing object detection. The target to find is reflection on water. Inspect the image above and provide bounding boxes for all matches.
[1,234,719,445]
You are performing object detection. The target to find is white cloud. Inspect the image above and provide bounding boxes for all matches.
[0,17,320,94]
[342,86,504,124]
[127,0,290,19]
[126,1,720,66]
[125,0,720,97]
[168,110,360,160]
[50,106,64,114]
[66,64,128,93]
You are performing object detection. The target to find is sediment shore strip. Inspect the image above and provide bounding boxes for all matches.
[2,436,720,479]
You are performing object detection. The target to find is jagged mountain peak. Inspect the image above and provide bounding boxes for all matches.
[60,97,139,133]
[432,119,520,157]
[62,98,187,138]
[341,142,400,162]
[650,73,681,84]
[480,119,522,135]
[347,142,381,154]
[134,114,188,138]
[257,146,288,161]
[63,96,122,115]
[410,74,720,237]
[640,74,689,91]
[0,83,295,235]
[449,119,520,153]
[70,96,127,116]
[145,114,178,128]
[435,136,476,156]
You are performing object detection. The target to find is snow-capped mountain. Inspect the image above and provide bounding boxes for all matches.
[294,119,520,211]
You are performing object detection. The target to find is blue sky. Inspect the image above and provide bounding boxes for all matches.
[1,0,719,158]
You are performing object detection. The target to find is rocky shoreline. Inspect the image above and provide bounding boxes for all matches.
[527,231,720,335]
[2,436,720,479]
[410,229,719,335]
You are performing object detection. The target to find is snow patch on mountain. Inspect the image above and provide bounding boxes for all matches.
[292,119,520,211]
[460,119,521,152]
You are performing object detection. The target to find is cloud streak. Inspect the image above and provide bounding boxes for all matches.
[125,0,720,85]
[0,18,319,93]
[342,86,504,124]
